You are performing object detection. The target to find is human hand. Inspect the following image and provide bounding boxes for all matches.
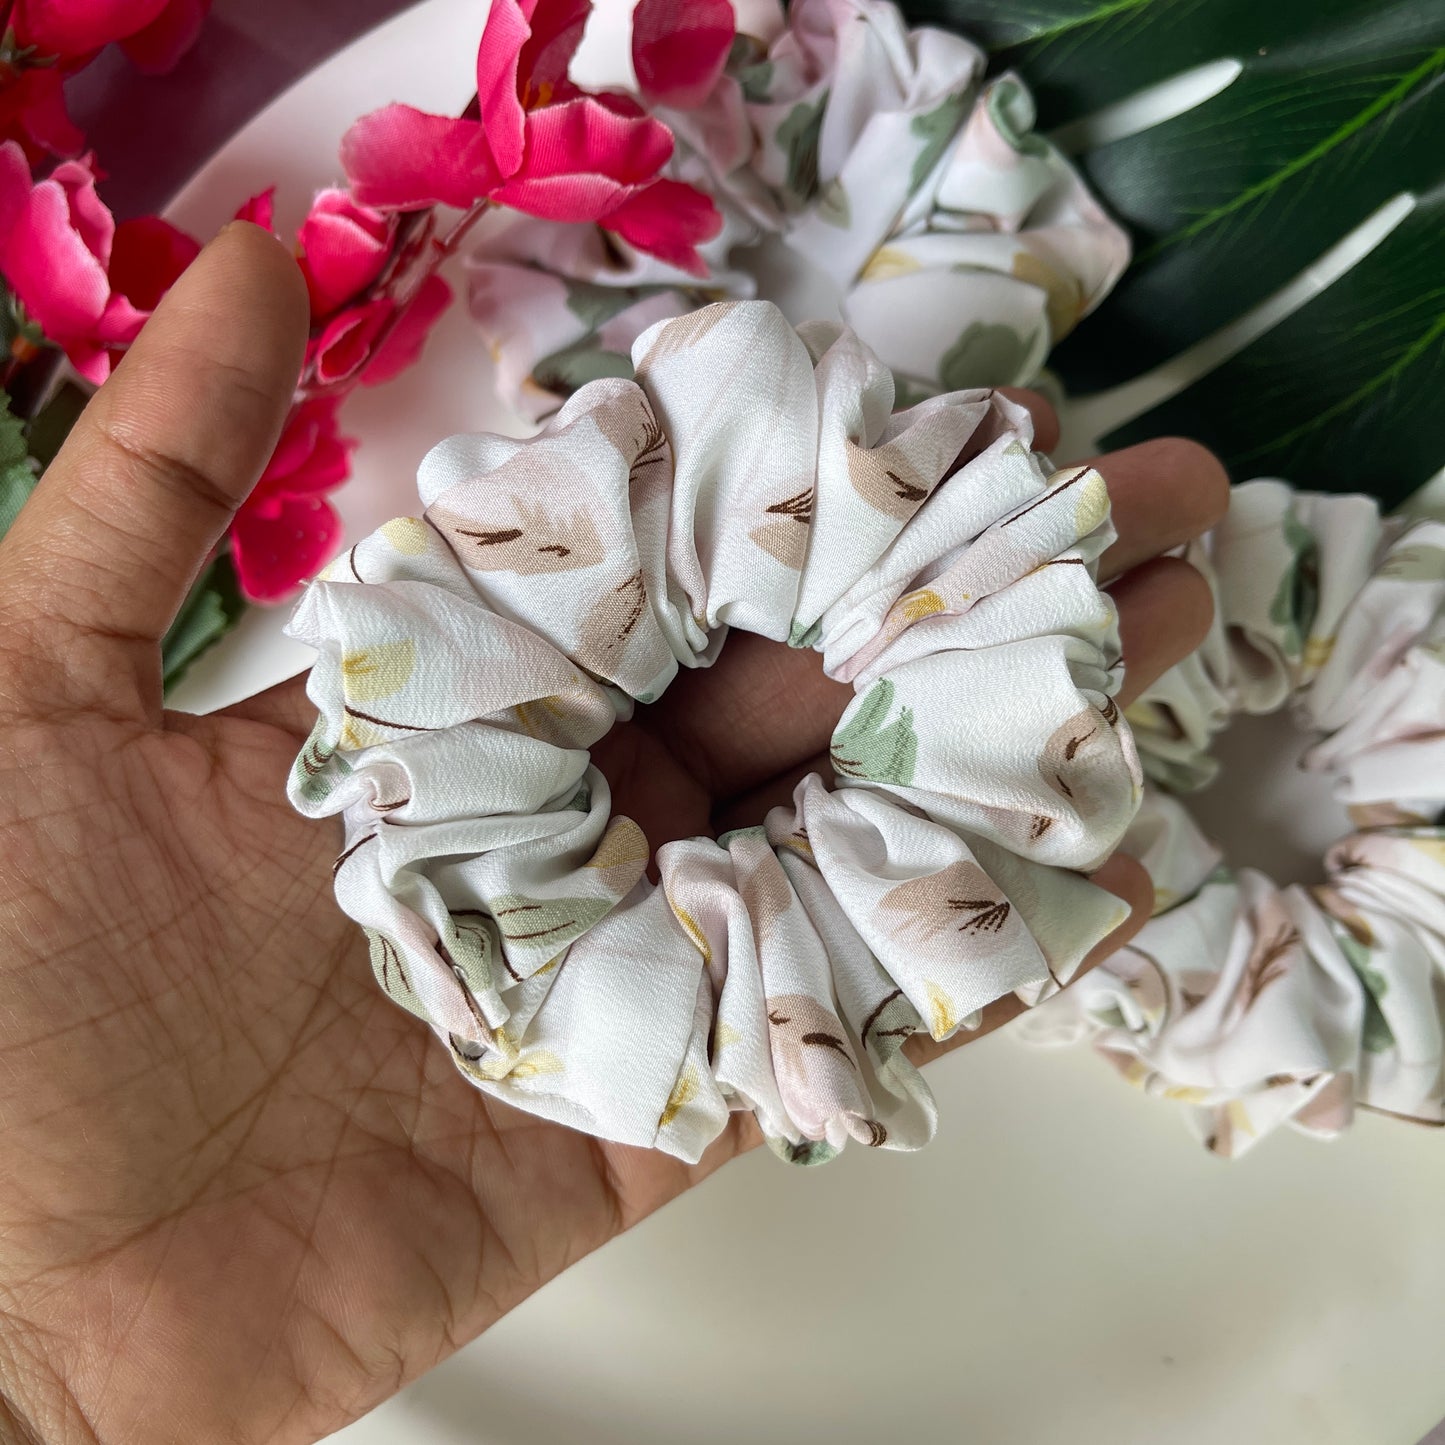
[0,225,1226,1445]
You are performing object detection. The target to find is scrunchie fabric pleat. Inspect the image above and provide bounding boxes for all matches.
[468,0,1128,420]
[1025,481,1445,1156]
[285,299,1142,1164]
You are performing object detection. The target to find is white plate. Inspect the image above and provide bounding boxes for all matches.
[157,4,1445,1440]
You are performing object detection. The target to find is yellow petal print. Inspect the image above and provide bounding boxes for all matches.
[899,587,945,623]
[338,715,388,751]
[508,1049,564,1081]
[1010,250,1085,342]
[659,1067,698,1128]
[1064,467,1109,535]
[342,639,416,702]
[585,817,650,872]
[715,1022,742,1050]
[669,897,713,966]
[861,246,922,281]
[1225,1098,1257,1138]
[924,981,959,1040]
[380,516,430,555]
[1409,837,1445,868]
[1303,635,1336,670]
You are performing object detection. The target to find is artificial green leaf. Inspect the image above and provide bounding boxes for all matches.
[0,390,36,537]
[161,551,246,691]
[24,379,89,470]
[1104,184,1445,497]
[900,0,1445,502]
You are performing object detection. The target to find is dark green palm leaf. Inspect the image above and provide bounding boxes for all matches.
[900,0,1445,504]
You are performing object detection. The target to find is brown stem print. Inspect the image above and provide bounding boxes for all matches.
[431,494,606,575]
[879,860,1017,961]
[576,569,651,680]
[1241,924,1299,1006]
[846,443,933,521]
[750,487,815,569]
[949,897,1012,934]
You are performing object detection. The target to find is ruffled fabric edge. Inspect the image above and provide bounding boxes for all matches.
[1025,487,1445,1156]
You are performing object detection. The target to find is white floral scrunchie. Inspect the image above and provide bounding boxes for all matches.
[469,0,1128,420]
[1025,481,1445,1157]
[284,300,1143,1164]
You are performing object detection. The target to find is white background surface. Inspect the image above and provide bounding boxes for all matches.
[159,3,1445,1440]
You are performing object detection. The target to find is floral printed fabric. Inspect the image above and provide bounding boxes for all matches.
[1025,482,1445,1157]
[468,0,1128,420]
[285,300,1141,1164]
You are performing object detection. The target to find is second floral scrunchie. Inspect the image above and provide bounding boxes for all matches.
[285,299,1142,1164]
[1025,483,1445,1156]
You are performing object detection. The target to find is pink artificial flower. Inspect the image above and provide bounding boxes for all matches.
[631,0,735,109]
[230,396,354,602]
[0,67,85,164]
[10,0,207,67]
[0,143,200,380]
[308,272,453,388]
[340,0,721,275]
[0,142,148,381]
[296,187,394,319]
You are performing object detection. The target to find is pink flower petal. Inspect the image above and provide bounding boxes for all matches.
[601,177,720,275]
[0,68,85,163]
[109,215,201,311]
[231,491,344,602]
[362,273,453,385]
[262,396,348,486]
[498,97,675,222]
[234,187,275,229]
[341,105,504,211]
[48,153,113,265]
[233,397,354,601]
[631,0,735,109]
[0,141,35,236]
[297,187,393,318]
[310,298,392,387]
[12,0,169,59]
[4,179,113,341]
[119,0,210,74]
[493,169,636,223]
[475,0,531,177]
[515,0,591,103]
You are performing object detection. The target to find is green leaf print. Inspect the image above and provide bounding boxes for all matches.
[366,929,432,1023]
[777,94,828,200]
[290,717,351,805]
[939,320,1033,391]
[490,893,618,952]
[909,90,971,193]
[738,56,775,103]
[788,617,823,649]
[1268,507,1319,659]
[1337,928,1394,1055]
[441,911,500,998]
[533,341,636,399]
[766,1135,841,1167]
[831,679,919,786]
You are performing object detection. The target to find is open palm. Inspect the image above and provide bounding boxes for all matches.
[0,227,1224,1445]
